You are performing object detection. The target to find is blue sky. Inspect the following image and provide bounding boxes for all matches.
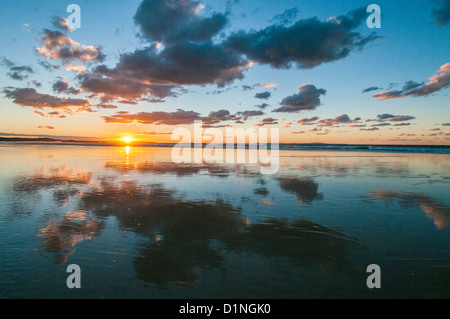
[0,0,449,144]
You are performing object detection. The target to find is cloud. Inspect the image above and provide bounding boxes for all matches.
[52,80,82,95]
[30,80,42,88]
[371,123,391,127]
[77,70,177,103]
[393,123,411,127]
[432,0,450,27]
[366,114,416,124]
[95,103,118,109]
[253,117,278,126]
[317,114,360,127]
[270,7,299,25]
[261,82,279,88]
[255,103,270,110]
[254,91,271,100]
[388,115,416,122]
[278,177,323,204]
[373,63,450,99]
[3,87,92,113]
[37,125,55,130]
[134,0,227,44]
[51,16,76,32]
[226,7,379,69]
[202,109,236,124]
[362,86,381,93]
[65,64,86,72]
[36,29,104,63]
[1,57,34,80]
[369,190,450,229]
[376,114,416,122]
[297,116,319,125]
[73,5,380,104]
[102,108,265,126]
[38,60,60,71]
[79,41,250,102]
[242,84,259,91]
[377,113,395,120]
[102,109,202,125]
[136,131,172,136]
[236,110,264,120]
[274,84,326,113]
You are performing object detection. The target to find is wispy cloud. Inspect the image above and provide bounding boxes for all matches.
[373,63,450,99]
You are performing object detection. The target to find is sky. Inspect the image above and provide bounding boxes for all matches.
[0,0,449,144]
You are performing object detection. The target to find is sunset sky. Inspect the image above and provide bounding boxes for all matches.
[0,0,449,144]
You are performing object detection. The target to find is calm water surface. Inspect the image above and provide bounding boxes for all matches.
[0,144,449,298]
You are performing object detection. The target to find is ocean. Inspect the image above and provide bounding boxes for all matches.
[0,143,449,298]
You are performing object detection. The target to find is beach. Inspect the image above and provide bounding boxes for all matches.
[0,144,448,298]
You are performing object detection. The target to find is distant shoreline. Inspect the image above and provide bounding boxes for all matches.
[1,137,449,154]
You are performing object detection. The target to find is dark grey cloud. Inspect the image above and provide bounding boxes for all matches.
[297,116,319,125]
[432,0,450,27]
[270,8,299,25]
[373,63,450,99]
[102,109,202,125]
[389,115,416,122]
[254,91,271,100]
[236,110,264,120]
[52,80,82,95]
[377,113,395,120]
[242,84,259,91]
[274,84,326,113]
[3,87,92,113]
[30,80,42,88]
[102,108,265,126]
[74,4,378,103]
[278,177,323,204]
[360,127,379,131]
[362,86,381,93]
[376,114,416,122]
[318,114,360,127]
[371,123,391,127]
[393,123,411,127]
[134,0,227,44]
[226,7,379,69]
[255,103,270,110]
[254,117,278,126]
[38,60,60,71]
[1,57,34,80]
[203,109,236,124]
[77,69,177,103]
[79,41,250,102]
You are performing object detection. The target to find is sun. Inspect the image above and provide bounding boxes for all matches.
[122,136,133,144]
